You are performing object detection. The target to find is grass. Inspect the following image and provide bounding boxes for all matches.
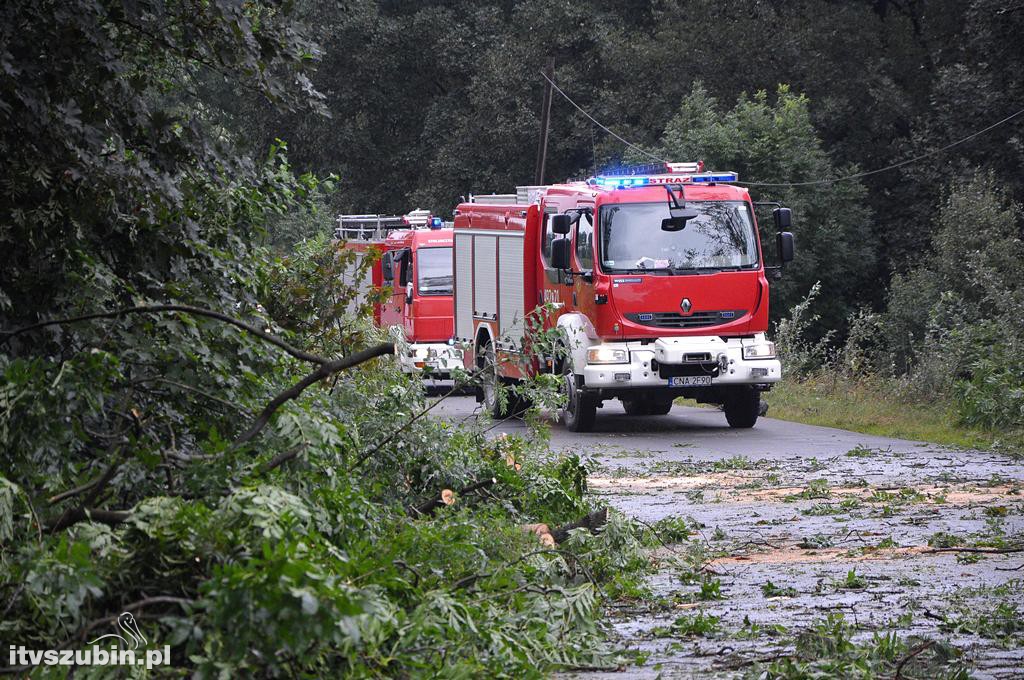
[766,375,1017,451]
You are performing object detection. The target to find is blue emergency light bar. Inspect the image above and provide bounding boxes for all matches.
[689,173,739,183]
[589,171,738,188]
[429,216,443,229]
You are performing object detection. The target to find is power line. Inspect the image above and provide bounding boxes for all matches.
[540,70,667,164]
[737,106,1024,187]
[540,71,1024,188]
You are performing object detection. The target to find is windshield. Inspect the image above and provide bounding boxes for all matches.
[416,247,453,295]
[600,201,759,273]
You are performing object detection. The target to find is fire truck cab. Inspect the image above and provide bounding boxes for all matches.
[337,211,463,377]
[453,163,795,431]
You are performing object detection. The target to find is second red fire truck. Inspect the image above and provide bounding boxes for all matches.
[452,163,795,431]
[337,211,463,377]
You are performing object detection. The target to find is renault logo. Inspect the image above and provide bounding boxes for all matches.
[681,298,692,314]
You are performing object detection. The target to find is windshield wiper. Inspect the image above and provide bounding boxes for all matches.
[609,267,672,275]
[671,267,723,274]
[671,265,756,274]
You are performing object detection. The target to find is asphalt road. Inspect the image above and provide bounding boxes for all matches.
[437,396,1024,679]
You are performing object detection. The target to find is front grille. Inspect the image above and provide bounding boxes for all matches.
[652,359,720,379]
[625,310,746,329]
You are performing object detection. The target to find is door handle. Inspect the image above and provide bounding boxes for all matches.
[572,291,577,306]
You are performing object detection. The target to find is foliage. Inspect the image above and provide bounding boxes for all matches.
[774,281,835,377]
[748,614,969,680]
[0,1,661,675]
[655,611,721,638]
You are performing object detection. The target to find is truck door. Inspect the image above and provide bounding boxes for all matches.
[572,210,597,321]
[537,205,573,332]
[402,247,415,340]
[380,248,407,330]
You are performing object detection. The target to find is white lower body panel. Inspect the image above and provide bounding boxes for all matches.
[399,343,465,376]
[580,334,781,389]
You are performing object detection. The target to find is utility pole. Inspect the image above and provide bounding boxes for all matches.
[534,58,554,185]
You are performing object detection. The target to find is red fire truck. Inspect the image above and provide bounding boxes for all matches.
[452,163,795,431]
[336,211,463,377]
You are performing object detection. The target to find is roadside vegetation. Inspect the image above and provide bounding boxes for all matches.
[769,176,1024,454]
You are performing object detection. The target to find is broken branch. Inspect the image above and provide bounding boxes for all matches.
[924,545,1024,554]
[410,477,497,516]
[550,507,609,544]
[233,343,394,447]
[1,304,325,365]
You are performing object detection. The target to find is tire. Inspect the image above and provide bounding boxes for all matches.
[622,399,651,416]
[478,342,507,419]
[723,387,760,428]
[560,364,596,432]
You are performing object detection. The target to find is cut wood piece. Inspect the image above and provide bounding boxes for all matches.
[520,523,555,547]
[409,477,497,516]
[550,507,609,544]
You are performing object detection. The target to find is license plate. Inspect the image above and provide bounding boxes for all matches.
[668,376,712,387]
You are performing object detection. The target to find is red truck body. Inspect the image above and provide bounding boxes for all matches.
[452,165,793,430]
[337,213,462,376]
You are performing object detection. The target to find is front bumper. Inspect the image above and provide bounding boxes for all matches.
[581,335,781,389]
[399,343,464,376]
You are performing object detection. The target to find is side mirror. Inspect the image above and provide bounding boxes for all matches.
[773,207,792,231]
[777,231,795,264]
[551,237,571,270]
[551,214,572,235]
[405,281,413,305]
[661,207,700,232]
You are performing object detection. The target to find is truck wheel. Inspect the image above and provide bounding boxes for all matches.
[621,399,651,416]
[478,342,507,419]
[561,368,596,432]
[723,387,760,428]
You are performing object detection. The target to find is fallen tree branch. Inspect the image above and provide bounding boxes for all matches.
[349,363,492,472]
[258,444,307,475]
[233,342,394,447]
[457,548,598,593]
[924,545,1024,554]
[45,508,131,532]
[47,455,122,505]
[894,640,935,680]
[550,507,608,544]
[409,477,497,516]
[1,304,325,365]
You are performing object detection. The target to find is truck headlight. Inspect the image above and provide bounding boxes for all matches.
[742,342,776,360]
[587,347,628,364]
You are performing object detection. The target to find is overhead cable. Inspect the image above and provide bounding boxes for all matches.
[540,70,668,164]
[540,72,1024,188]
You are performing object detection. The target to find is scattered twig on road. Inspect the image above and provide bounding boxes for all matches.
[924,545,1024,554]
[894,640,935,680]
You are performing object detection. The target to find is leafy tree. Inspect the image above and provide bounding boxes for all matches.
[659,83,875,335]
[884,172,1024,417]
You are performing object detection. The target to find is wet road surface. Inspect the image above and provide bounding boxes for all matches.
[437,396,1024,678]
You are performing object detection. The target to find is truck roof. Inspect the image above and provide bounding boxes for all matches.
[383,228,454,248]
